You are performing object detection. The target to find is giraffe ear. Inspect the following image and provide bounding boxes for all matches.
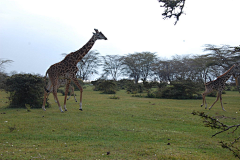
[93,32,95,35]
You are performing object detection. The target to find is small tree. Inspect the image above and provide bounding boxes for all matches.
[4,74,50,108]
[192,111,240,159]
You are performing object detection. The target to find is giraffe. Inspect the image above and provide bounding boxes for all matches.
[42,29,107,112]
[201,63,239,111]
[47,78,77,103]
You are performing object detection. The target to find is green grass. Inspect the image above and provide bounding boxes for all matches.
[0,87,239,159]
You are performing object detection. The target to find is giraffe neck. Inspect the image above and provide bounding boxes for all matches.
[63,35,97,66]
[217,65,236,83]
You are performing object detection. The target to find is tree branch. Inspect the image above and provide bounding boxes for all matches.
[192,111,240,158]
[158,0,186,25]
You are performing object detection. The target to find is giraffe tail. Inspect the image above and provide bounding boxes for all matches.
[43,72,50,93]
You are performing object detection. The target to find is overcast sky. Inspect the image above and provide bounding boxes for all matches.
[1,0,240,79]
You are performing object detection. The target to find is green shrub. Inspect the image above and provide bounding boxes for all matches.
[4,74,50,108]
[126,83,143,94]
[92,80,117,94]
[117,79,134,90]
[155,78,202,99]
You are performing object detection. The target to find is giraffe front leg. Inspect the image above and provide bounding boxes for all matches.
[53,87,64,113]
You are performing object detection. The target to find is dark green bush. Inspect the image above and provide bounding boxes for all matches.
[126,83,143,94]
[4,74,50,108]
[117,79,134,90]
[155,78,202,99]
[92,80,117,94]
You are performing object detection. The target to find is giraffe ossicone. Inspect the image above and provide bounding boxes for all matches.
[42,29,107,112]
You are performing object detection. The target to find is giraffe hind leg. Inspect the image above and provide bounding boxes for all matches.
[52,84,64,113]
[42,81,53,111]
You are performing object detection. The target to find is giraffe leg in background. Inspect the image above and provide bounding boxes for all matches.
[72,77,83,111]
[63,80,71,111]
[201,89,212,109]
[67,85,77,102]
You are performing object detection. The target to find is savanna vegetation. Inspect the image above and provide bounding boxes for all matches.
[0,44,239,159]
[0,86,240,159]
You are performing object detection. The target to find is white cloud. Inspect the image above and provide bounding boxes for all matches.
[0,0,240,75]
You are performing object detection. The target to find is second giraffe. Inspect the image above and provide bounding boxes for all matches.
[201,63,239,111]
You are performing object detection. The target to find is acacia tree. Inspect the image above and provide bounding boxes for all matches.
[76,50,101,80]
[122,52,156,83]
[140,52,157,81]
[152,59,173,82]
[101,55,124,81]
[203,44,240,80]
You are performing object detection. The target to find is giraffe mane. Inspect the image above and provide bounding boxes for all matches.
[216,64,235,79]
[204,64,236,85]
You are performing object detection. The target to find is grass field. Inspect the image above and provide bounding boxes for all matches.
[0,86,239,159]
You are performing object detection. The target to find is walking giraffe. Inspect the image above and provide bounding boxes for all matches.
[201,63,239,111]
[42,29,107,112]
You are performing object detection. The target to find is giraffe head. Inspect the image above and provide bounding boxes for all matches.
[93,29,107,40]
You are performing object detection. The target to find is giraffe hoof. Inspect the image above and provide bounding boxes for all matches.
[79,109,83,111]
[65,109,68,111]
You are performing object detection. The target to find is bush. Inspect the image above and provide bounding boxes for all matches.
[126,83,143,94]
[92,80,117,94]
[117,79,134,90]
[155,78,202,99]
[4,74,50,108]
